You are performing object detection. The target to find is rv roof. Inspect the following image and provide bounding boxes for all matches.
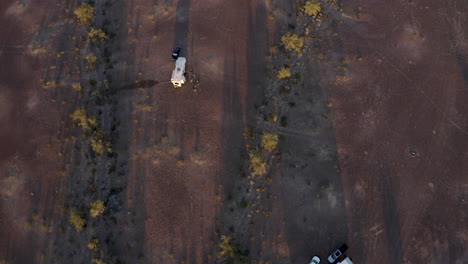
[171,57,186,86]
[172,57,186,75]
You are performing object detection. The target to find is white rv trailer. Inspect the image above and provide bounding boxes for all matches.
[171,57,186,87]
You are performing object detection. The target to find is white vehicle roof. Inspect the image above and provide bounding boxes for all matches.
[171,57,186,87]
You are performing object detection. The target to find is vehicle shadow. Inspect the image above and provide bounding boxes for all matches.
[114,80,166,92]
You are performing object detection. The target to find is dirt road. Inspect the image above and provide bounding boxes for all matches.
[120,0,252,262]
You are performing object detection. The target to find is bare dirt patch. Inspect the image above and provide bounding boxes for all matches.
[331,0,468,263]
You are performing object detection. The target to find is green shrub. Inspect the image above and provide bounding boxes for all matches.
[261,133,279,152]
[303,0,322,17]
[74,3,94,25]
[281,33,305,54]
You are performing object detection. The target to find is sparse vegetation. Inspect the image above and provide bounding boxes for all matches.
[276,67,292,79]
[217,235,248,264]
[70,107,97,130]
[88,28,107,42]
[90,200,105,217]
[86,54,97,69]
[248,151,267,176]
[90,130,112,155]
[70,108,111,155]
[281,33,305,54]
[303,0,322,17]
[73,3,94,25]
[87,239,99,250]
[72,83,83,91]
[69,208,86,232]
[261,133,279,152]
[168,146,180,155]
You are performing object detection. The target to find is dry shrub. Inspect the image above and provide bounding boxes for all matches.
[281,33,305,54]
[86,54,97,69]
[249,151,267,176]
[72,83,83,91]
[217,235,248,263]
[88,28,107,42]
[87,239,99,250]
[218,235,236,259]
[261,133,279,152]
[90,200,105,217]
[73,3,94,25]
[303,0,322,17]
[90,130,112,155]
[276,67,291,79]
[70,107,96,130]
[69,208,86,232]
[266,113,278,122]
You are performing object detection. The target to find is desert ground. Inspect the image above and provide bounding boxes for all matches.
[0,0,466,264]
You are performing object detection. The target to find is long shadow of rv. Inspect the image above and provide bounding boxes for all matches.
[115,80,169,92]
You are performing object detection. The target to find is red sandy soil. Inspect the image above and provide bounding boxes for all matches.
[0,0,76,263]
[332,0,468,263]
